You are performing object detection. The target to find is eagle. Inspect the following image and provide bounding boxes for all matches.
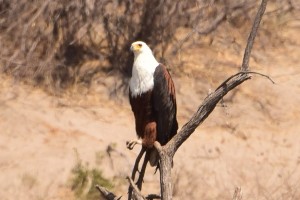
[127,41,178,166]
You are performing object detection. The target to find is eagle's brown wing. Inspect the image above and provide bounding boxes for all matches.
[153,64,178,145]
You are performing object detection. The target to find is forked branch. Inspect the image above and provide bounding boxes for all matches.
[165,0,269,158]
[155,0,269,199]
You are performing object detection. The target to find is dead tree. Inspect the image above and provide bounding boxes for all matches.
[154,1,270,199]
[98,0,271,199]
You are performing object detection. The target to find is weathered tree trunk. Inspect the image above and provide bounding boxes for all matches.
[158,148,173,200]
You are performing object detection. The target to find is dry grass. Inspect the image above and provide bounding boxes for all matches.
[1,0,286,93]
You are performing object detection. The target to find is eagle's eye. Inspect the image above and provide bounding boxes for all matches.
[138,44,142,47]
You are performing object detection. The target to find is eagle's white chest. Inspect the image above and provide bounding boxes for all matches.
[129,53,159,97]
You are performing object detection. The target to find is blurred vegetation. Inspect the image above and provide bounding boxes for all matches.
[0,0,298,92]
[71,152,114,200]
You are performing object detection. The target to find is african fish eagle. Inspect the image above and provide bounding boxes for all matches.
[127,41,178,165]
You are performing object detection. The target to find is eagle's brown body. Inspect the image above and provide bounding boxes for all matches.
[129,41,178,160]
[129,64,178,148]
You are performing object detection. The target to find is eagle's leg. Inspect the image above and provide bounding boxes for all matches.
[128,146,146,200]
[126,139,142,150]
[136,149,150,190]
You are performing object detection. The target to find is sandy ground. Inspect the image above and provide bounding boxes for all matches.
[1,17,300,200]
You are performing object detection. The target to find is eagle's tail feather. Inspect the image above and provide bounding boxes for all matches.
[149,148,159,167]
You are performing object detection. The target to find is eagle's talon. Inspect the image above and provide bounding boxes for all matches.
[126,140,141,150]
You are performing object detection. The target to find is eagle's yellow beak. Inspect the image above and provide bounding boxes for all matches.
[130,43,142,52]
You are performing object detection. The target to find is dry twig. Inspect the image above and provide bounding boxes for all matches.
[128,147,146,200]
[232,187,243,200]
[95,185,122,200]
[127,177,146,200]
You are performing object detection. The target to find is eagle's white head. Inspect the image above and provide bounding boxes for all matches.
[131,41,152,55]
[130,41,158,65]
[129,41,159,97]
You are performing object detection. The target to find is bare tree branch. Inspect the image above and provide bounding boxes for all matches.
[167,73,251,157]
[166,0,268,158]
[136,151,150,190]
[154,141,173,200]
[216,71,275,92]
[153,0,269,199]
[232,187,243,200]
[128,147,146,200]
[127,177,146,200]
[95,185,121,200]
[241,0,268,71]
